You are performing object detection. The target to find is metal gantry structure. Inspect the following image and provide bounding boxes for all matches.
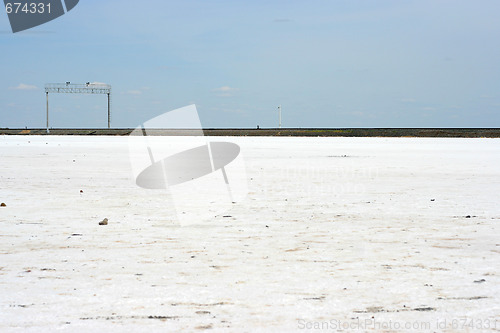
[44,82,112,133]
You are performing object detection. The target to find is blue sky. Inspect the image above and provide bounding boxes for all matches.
[1,0,499,128]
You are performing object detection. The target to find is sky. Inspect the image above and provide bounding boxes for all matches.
[0,0,499,128]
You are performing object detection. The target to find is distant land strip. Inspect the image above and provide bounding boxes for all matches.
[1,128,500,137]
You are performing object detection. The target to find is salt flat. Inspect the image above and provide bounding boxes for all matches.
[0,135,499,332]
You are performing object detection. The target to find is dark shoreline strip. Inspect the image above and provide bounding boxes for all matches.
[1,128,499,137]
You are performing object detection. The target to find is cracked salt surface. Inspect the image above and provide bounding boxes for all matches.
[0,135,499,332]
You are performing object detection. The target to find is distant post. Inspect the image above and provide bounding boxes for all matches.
[278,105,282,129]
[107,92,111,129]
[46,91,49,134]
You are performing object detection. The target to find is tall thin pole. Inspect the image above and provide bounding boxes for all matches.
[278,105,282,129]
[46,92,49,134]
[107,93,110,129]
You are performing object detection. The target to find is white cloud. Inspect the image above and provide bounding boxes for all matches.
[213,86,239,97]
[122,87,149,95]
[214,86,238,92]
[126,90,142,95]
[90,82,108,86]
[10,83,38,90]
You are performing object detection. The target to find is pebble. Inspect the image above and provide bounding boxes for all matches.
[0,203,6,207]
[99,218,108,226]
